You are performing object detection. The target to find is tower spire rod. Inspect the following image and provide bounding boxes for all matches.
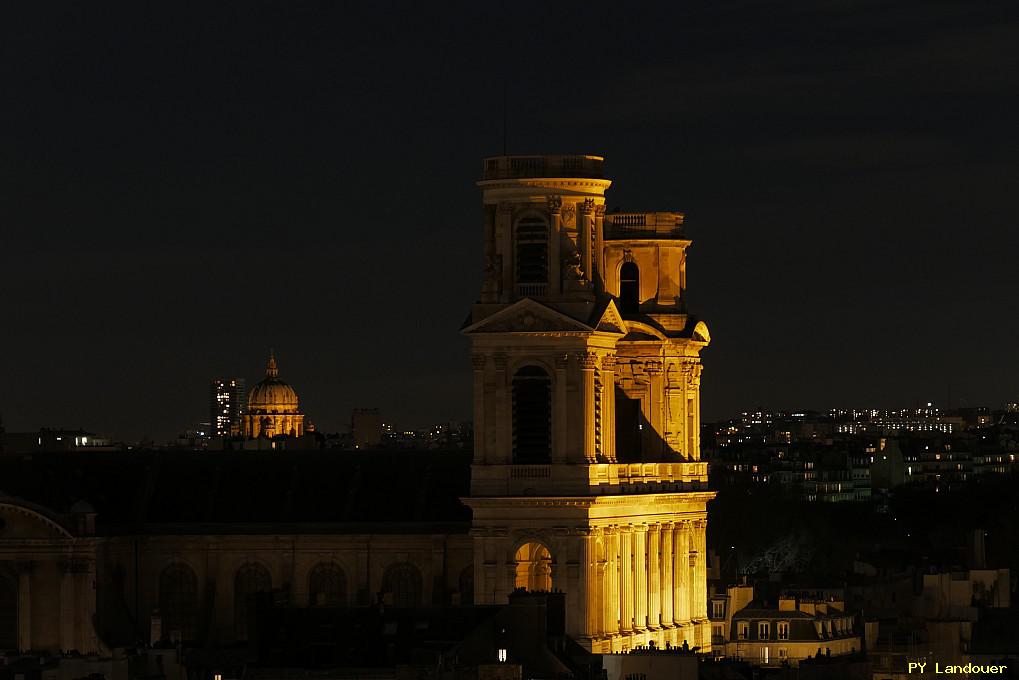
[267,348,278,378]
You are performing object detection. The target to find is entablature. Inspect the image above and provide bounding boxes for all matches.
[469,461,709,497]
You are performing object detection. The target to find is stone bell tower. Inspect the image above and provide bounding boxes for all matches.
[461,155,715,653]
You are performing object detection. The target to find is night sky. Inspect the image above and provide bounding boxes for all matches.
[2,2,1018,441]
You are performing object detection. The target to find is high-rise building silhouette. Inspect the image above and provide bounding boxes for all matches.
[209,377,246,437]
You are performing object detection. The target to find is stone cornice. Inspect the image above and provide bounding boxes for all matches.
[477,178,612,191]
[463,491,717,509]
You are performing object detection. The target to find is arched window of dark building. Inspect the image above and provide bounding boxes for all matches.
[382,562,423,607]
[159,563,198,642]
[308,563,346,607]
[512,366,552,463]
[619,261,640,313]
[234,563,271,640]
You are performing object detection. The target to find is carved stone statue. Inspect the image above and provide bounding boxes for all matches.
[563,250,584,280]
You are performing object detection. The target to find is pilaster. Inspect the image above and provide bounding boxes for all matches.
[496,202,513,302]
[58,561,75,651]
[580,352,598,463]
[554,354,569,462]
[645,360,664,458]
[472,354,487,463]
[16,561,33,652]
[494,355,509,462]
[602,356,617,462]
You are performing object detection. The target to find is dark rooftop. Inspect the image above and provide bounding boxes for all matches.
[0,450,473,535]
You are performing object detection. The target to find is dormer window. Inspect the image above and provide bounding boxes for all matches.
[515,217,548,296]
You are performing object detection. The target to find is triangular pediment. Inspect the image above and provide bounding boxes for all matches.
[593,300,628,335]
[462,299,594,334]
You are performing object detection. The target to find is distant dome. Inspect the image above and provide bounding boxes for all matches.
[247,351,299,414]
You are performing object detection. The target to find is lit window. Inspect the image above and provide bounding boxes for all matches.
[758,622,770,639]
[497,649,507,663]
[777,622,789,640]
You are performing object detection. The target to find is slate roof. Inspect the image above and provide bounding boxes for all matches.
[0,450,473,535]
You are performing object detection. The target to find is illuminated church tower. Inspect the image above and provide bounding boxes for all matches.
[462,155,714,653]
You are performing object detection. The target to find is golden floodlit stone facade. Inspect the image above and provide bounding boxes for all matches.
[241,351,305,438]
[462,155,715,653]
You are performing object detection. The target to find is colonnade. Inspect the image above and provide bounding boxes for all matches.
[586,518,708,650]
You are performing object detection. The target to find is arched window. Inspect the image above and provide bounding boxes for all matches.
[619,261,640,313]
[382,562,423,608]
[458,565,474,606]
[308,563,346,607]
[159,563,198,642]
[514,542,552,592]
[0,568,16,651]
[234,563,271,640]
[515,217,549,294]
[512,366,551,463]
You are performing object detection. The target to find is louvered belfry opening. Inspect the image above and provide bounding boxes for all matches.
[512,365,552,463]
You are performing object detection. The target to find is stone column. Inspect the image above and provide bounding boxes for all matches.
[579,199,593,284]
[648,523,661,630]
[554,354,569,462]
[602,527,619,638]
[472,354,487,463]
[16,561,32,652]
[674,522,690,626]
[602,356,617,463]
[619,525,633,634]
[494,529,512,603]
[58,561,75,651]
[577,528,596,639]
[548,195,562,295]
[645,360,664,458]
[595,560,607,640]
[496,202,513,301]
[494,355,509,462]
[685,520,697,630]
[580,352,598,463]
[678,363,690,459]
[633,524,648,632]
[468,529,488,604]
[690,365,703,460]
[661,522,674,629]
[692,519,708,622]
[594,204,606,288]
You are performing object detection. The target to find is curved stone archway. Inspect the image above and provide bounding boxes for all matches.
[513,542,552,592]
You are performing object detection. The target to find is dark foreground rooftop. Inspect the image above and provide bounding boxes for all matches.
[0,450,473,534]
